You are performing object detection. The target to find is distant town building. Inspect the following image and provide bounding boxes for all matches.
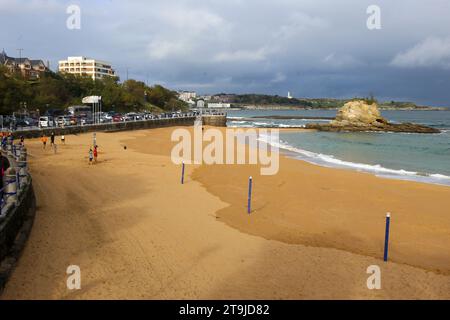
[0,49,48,79]
[58,56,116,81]
[198,95,212,101]
[208,103,231,108]
[178,91,197,102]
[288,92,293,99]
[196,99,205,108]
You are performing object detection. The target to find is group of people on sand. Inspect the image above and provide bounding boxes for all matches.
[40,132,65,151]
[39,131,99,164]
[88,145,98,165]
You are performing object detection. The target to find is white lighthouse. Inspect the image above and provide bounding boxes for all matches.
[287,92,293,99]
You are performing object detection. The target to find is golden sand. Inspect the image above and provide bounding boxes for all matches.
[1,127,449,299]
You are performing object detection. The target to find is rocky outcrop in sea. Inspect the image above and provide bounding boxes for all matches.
[305,100,440,134]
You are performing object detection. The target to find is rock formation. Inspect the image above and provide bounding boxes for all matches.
[306,100,440,134]
[332,100,388,127]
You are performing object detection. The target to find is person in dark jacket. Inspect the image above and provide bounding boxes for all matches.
[0,153,10,203]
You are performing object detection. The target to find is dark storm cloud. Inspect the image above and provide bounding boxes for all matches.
[1,0,450,105]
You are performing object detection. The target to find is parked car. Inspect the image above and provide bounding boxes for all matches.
[56,116,71,127]
[39,116,54,128]
[14,117,37,128]
[103,113,113,121]
[112,115,124,122]
[124,112,141,121]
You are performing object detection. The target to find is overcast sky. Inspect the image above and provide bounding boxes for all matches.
[1,0,450,106]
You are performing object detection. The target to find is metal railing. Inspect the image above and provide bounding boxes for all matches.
[4,111,227,133]
[0,140,29,219]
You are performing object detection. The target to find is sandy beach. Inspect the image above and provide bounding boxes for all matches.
[1,126,449,299]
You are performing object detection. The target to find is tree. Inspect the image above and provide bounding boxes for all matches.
[0,68,186,114]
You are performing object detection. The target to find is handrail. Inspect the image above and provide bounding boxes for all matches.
[2,112,227,133]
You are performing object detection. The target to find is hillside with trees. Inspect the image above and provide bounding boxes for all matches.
[211,93,443,110]
[0,66,187,115]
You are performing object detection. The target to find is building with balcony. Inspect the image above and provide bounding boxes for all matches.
[0,50,48,79]
[58,56,116,80]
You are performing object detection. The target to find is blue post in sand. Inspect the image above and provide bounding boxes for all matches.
[247,176,253,214]
[181,162,185,184]
[383,212,391,262]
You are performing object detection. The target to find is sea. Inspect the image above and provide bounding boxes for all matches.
[227,109,450,186]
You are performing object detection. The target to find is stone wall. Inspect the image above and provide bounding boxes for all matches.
[202,115,227,127]
[0,144,36,293]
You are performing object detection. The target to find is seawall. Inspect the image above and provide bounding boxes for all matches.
[0,143,36,293]
[11,114,228,139]
[202,115,227,127]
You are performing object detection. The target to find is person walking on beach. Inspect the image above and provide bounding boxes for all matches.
[50,132,55,146]
[20,135,25,146]
[88,148,93,165]
[61,135,65,145]
[93,145,98,163]
[41,135,48,149]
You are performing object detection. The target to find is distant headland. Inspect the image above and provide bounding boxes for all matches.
[206,93,447,111]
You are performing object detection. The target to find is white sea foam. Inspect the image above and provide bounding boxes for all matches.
[229,120,247,124]
[229,121,305,128]
[257,134,450,186]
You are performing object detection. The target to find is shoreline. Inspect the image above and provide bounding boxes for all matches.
[270,139,450,188]
[227,125,450,187]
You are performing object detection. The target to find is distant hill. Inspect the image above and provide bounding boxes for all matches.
[211,93,313,107]
[209,94,445,110]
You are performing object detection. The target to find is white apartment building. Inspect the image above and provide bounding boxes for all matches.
[207,103,231,108]
[58,56,116,80]
[178,91,197,102]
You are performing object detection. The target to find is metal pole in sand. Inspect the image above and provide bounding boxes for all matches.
[247,176,253,214]
[181,162,185,184]
[383,212,391,262]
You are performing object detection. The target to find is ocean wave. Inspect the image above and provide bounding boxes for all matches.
[229,120,248,124]
[299,119,331,122]
[257,134,450,186]
[228,121,305,128]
